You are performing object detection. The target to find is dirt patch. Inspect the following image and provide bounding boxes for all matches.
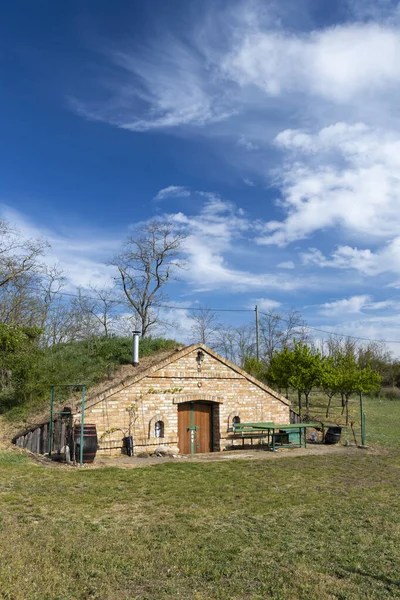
[61,443,383,470]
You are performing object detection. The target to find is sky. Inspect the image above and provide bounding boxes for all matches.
[2,0,400,350]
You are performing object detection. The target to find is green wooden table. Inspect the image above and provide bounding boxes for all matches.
[233,422,320,450]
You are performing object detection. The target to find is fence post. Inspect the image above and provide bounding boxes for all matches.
[48,386,54,456]
[79,386,86,467]
[360,390,365,446]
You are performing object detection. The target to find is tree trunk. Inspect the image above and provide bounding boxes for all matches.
[341,393,345,408]
[326,395,332,419]
[298,390,302,416]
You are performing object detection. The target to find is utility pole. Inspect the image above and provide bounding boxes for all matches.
[255,305,260,361]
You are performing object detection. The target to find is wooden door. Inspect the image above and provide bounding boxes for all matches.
[178,403,191,454]
[178,403,213,454]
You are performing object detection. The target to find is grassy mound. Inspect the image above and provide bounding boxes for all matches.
[1,336,178,422]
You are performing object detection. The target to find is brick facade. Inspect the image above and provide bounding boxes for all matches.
[74,344,291,455]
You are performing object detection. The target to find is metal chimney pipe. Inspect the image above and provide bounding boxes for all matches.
[132,331,140,366]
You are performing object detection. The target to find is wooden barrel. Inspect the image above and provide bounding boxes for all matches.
[73,424,98,463]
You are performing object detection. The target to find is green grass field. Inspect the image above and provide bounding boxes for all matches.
[0,400,399,600]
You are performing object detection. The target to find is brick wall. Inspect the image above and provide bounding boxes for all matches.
[75,346,290,455]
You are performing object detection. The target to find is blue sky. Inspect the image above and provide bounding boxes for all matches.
[2,0,400,349]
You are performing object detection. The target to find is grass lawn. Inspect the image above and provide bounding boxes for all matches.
[289,392,400,449]
[0,401,399,599]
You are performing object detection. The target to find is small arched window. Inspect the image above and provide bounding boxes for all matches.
[155,420,164,438]
[232,416,241,427]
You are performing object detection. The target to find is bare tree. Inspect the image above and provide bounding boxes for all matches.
[0,221,49,288]
[0,272,40,325]
[42,298,74,346]
[216,324,255,367]
[189,306,220,347]
[85,286,121,337]
[38,265,66,330]
[216,326,237,363]
[259,309,310,364]
[112,220,186,337]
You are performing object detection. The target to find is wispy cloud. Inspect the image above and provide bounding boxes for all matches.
[318,295,371,316]
[302,238,400,277]
[254,297,281,311]
[278,261,295,269]
[257,123,400,246]
[154,186,191,201]
[0,204,119,290]
[318,294,400,317]
[165,196,305,293]
[69,3,400,137]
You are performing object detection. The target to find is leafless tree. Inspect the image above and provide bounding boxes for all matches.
[189,306,220,347]
[0,272,40,325]
[88,286,121,337]
[111,220,186,337]
[216,326,237,363]
[38,265,66,330]
[0,220,49,288]
[259,309,310,364]
[216,324,256,367]
[42,298,74,346]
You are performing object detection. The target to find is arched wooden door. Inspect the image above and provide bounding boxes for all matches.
[178,402,213,454]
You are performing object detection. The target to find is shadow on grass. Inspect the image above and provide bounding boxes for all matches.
[341,567,400,589]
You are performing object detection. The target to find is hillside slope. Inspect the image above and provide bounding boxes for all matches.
[0,336,181,445]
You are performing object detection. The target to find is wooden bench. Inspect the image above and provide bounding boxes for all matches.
[232,422,274,448]
[232,422,321,450]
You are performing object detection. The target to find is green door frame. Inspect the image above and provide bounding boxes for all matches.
[187,401,198,455]
[185,401,215,454]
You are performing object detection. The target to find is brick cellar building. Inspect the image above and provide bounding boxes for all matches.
[14,343,292,457]
[78,343,291,455]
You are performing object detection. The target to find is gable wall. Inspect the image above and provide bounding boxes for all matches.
[79,348,290,454]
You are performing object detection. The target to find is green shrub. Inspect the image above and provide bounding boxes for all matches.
[369,386,400,400]
[1,335,178,419]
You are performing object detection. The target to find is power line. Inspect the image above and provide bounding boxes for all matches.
[49,290,400,345]
[258,311,400,345]
[159,304,253,313]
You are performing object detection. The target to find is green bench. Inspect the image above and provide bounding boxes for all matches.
[233,422,320,450]
[231,422,274,448]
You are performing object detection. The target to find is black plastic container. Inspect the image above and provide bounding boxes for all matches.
[124,435,134,457]
[325,426,342,445]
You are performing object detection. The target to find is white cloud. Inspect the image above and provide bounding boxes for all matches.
[69,34,236,131]
[69,5,400,136]
[319,295,371,316]
[302,237,400,276]
[318,294,399,317]
[237,137,259,151]
[254,297,281,311]
[256,123,400,246]
[154,186,191,201]
[278,261,295,269]
[167,197,304,293]
[222,22,400,103]
[0,205,119,290]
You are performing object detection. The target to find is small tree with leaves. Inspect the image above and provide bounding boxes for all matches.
[320,358,340,418]
[266,346,294,399]
[288,341,325,415]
